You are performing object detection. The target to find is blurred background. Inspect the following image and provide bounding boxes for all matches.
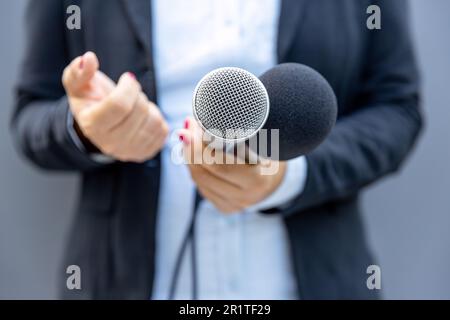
[0,0,449,299]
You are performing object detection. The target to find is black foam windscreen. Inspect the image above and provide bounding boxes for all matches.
[253,63,338,161]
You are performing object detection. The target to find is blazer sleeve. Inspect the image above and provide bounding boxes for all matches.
[10,0,104,172]
[277,0,424,215]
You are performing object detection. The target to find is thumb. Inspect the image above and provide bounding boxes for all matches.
[62,51,99,97]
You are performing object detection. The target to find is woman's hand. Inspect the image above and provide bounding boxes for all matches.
[62,52,169,163]
[178,118,287,214]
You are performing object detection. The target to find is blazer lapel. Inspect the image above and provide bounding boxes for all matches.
[121,0,153,56]
[277,0,309,61]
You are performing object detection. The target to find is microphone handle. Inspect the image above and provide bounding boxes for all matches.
[223,141,260,165]
[203,131,260,165]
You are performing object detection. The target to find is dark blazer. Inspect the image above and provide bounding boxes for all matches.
[11,0,422,299]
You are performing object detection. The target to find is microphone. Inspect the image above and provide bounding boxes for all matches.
[192,63,337,161]
[257,63,338,160]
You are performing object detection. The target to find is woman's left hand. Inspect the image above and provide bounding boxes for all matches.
[178,117,286,214]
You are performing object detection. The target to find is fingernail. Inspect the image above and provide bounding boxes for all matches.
[128,72,136,80]
[79,57,84,70]
[184,119,190,129]
[179,134,190,145]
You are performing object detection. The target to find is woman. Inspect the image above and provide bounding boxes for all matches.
[12,0,422,299]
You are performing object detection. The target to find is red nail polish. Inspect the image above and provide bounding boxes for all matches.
[184,119,190,129]
[179,134,190,145]
[79,57,84,70]
[128,72,136,79]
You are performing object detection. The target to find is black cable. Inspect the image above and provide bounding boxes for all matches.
[168,192,202,300]
[190,206,198,300]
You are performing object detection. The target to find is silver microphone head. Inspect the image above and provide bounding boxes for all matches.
[193,67,270,142]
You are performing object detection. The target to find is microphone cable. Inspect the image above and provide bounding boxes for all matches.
[168,192,202,300]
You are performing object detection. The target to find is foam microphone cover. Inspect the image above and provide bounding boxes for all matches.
[255,63,338,161]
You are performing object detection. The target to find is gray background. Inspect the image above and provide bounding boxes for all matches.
[0,0,449,299]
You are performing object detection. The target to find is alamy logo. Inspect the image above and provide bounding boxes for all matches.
[366,5,381,30]
[66,5,81,30]
[66,265,81,290]
[366,265,381,290]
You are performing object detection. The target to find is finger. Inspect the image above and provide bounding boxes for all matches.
[71,72,116,116]
[119,117,168,163]
[126,101,168,159]
[197,185,242,214]
[186,151,257,189]
[179,117,257,184]
[112,98,168,162]
[203,154,262,187]
[110,93,149,142]
[188,163,243,195]
[62,51,99,97]
[179,128,203,165]
[137,110,169,157]
[100,94,149,159]
[133,126,168,162]
[180,119,221,166]
[94,71,116,97]
[85,72,141,131]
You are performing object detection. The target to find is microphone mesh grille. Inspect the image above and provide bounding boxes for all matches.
[193,68,269,140]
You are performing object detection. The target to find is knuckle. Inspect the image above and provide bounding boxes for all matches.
[107,95,132,115]
[151,106,163,120]
[100,143,118,157]
[134,80,143,93]
[222,206,237,214]
[161,121,170,136]
[137,98,148,114]
[194,168,207,180]
[232,200,246,211]
[78,118,94,136]
[220,207,230,214]
[237,202,248,211]
[62,69,69,87]
[151,111,163,125]
[143,148,157,161]
[245,176,260,189]
[261,179,274,194]
[219,164,230,174]
[235,197,249,208]
[136,130,149,144]
[190,172,202,185]
[81,124,94,139]
[197,187,209,200]
[139,92,149,104]
[153,116,164,132]
[78,112,97,137]
[148,100,158,108]
[241,198,254,209]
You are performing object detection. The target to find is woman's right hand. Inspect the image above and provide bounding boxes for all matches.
[62,52,169,163]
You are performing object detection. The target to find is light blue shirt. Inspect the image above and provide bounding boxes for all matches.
[151,0,307,300]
